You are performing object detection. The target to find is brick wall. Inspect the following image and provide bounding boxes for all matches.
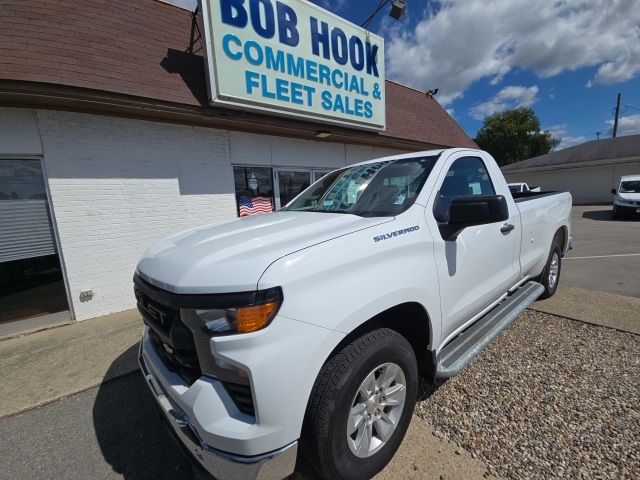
[38,110,237,320]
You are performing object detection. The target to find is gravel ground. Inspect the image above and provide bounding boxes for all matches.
[416,310,640,479]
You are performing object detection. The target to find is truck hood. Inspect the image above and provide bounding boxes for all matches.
[136,211,391,294]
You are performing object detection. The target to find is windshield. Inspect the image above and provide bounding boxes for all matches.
[620,180,640,193]
[283,156,439,217]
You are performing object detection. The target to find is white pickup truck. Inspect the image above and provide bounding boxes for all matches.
[135,148,572,480]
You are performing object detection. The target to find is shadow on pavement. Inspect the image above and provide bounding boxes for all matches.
[582,209,640,222]
[92,344,196,480]
[581,209,615,221]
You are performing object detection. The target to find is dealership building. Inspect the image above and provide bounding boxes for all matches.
[0,0,474,335]
[502,134,640,204]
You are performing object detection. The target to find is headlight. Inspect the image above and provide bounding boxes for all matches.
[184,287,282,336]
[194,301,280,335]
[180,287,282,381]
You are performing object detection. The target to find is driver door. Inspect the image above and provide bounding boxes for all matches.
[430,155,519,342]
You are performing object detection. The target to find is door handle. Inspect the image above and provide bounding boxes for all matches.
[500,223,515,234]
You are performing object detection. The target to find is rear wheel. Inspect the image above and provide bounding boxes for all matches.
[537,239,562,299]
[302,328,418,480]
[613,205,621,219]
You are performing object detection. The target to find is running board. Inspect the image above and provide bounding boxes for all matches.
[436,281,544,378]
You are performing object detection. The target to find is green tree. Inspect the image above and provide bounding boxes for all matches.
[474,107,560,166]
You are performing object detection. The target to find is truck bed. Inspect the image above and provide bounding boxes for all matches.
[512,191,563,203]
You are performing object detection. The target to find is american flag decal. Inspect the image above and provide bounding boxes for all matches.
[239,195,273,216]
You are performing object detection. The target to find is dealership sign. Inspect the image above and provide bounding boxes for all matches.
[200,0,386,130]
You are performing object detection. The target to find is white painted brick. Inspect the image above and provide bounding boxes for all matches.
[38,110,237,320]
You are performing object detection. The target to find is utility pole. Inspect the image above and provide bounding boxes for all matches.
[613,93,621,138]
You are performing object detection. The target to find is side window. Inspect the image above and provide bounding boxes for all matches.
[434,156,496,222]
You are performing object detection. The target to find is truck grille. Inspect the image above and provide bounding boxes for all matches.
[134,276,256,417]
[135,287,202,384]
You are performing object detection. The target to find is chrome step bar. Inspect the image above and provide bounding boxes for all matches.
[436,281,545,378]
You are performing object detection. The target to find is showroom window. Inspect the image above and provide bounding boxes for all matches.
[233,166,275,217]
[233,166,336,216]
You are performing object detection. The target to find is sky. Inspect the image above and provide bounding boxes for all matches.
[307,0,640,148]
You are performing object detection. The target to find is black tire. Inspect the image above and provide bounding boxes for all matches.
[301,328,418,480]
[613,206,620,219]
[537,238,562,300]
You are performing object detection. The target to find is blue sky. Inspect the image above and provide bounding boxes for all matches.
[309,0,640,148]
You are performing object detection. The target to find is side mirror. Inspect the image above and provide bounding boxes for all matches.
[440,195,509,241]
[611,188,616,194]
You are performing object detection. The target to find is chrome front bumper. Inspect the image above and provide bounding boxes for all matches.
[138,344,298,480]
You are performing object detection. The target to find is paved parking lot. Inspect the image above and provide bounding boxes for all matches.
[563,205,640,298]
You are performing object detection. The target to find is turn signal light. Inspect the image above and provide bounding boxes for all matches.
[236,301,279,333]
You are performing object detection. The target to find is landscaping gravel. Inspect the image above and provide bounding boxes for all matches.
[415,310,640,479]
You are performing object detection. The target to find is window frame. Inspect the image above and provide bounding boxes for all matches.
[432,155,498,223]
[440,155,497,198]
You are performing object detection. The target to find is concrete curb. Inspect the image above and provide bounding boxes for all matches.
[532,285,640,335]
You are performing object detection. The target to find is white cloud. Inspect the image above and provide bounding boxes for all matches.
[555,135,590,150]
[469,85,538,120]
[607,114,640,136]
[385,0,640,104]
[547,124,567,138]
[445,107,455,117]
[539,124,591,150]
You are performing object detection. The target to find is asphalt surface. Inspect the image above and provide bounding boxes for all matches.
[562,205,640,298]
[0,369,197,480]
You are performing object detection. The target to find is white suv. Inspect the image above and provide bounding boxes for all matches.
[612,175,640,218]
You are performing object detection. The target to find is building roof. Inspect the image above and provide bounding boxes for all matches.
[502,134,640,173]
[0,0,475,150]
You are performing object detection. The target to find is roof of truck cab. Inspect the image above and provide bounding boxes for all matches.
[620,175,640,181]
[350,149,445,166]
[349,147,491,167]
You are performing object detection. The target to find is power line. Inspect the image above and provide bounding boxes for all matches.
[361,0,390,28]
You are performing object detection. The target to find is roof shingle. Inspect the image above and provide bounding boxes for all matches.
[502,134,640,172]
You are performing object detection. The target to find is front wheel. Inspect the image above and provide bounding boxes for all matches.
[537,240,562,299]
[613,205,621,219]
[302,328,418,480]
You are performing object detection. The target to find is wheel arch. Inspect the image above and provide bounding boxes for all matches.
[319,302,435,382]
[556,225,569,255]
